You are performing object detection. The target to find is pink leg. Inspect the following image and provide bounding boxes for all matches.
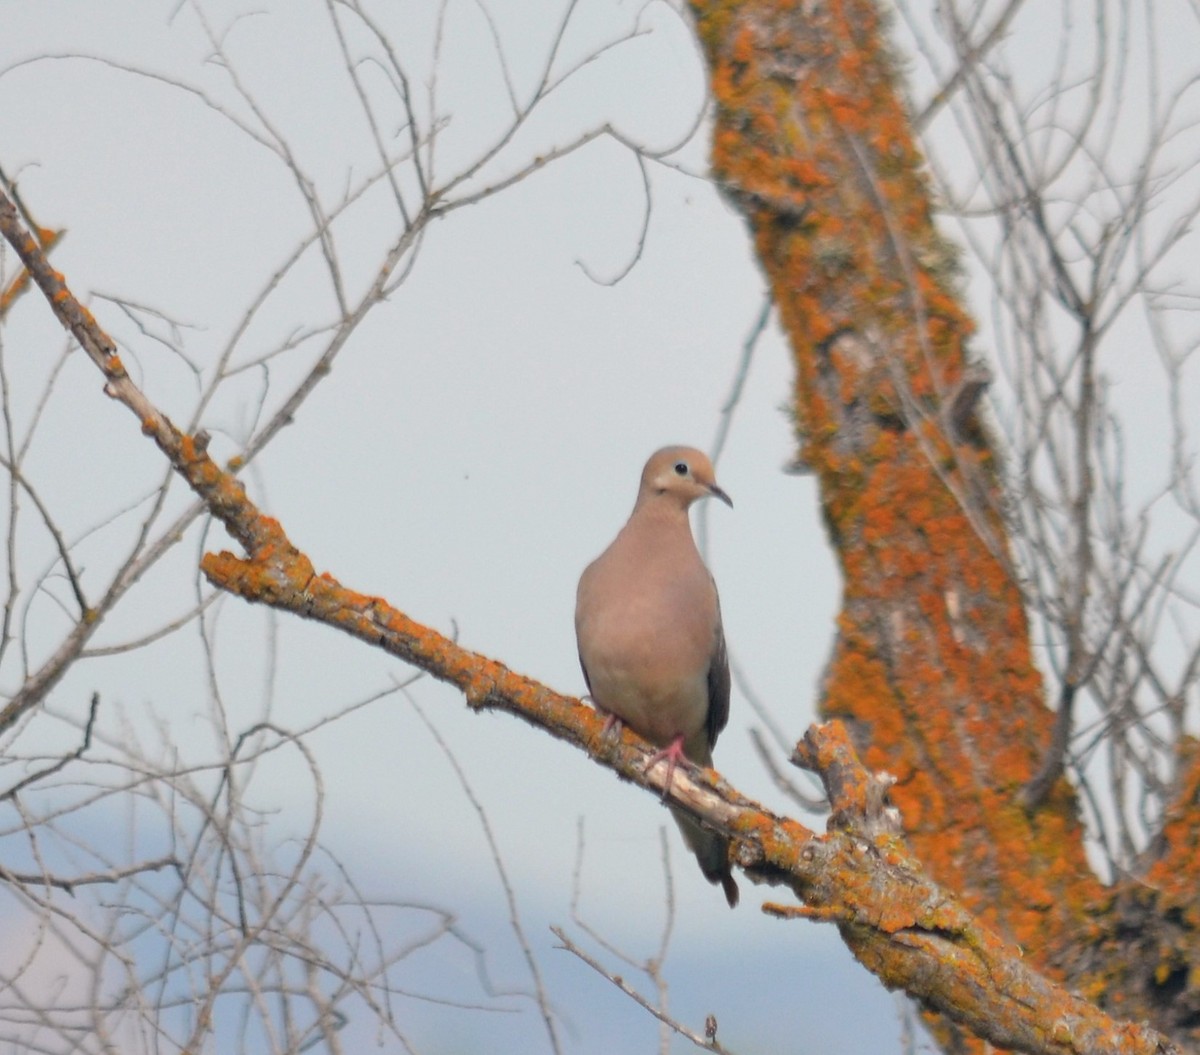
[643,734,691,799]
[599,712,624,741]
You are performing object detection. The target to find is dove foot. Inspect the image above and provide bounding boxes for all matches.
[643,734,693,799]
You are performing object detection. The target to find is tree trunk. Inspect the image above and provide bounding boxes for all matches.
[685,0,1200,1048]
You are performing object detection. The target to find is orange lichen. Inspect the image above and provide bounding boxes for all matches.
[687,0,1114,1045]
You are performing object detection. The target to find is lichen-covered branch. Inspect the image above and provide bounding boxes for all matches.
[0,182,1182,1055]
[685,0,1199,1047]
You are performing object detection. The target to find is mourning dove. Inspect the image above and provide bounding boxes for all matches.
[575,446,738,908]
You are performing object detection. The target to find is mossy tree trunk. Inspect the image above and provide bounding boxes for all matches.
[685,0,1200,1049]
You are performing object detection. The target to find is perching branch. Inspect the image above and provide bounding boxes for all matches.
[0,180,1181,1055]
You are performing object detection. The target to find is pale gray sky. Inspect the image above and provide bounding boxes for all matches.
[2,1,1197,1052]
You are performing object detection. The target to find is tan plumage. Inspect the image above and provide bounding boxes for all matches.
[575,446,738,908]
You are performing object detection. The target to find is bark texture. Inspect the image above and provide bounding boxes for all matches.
[685,0,1200,1049]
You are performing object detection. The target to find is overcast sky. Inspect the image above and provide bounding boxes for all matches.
[2,1,1197,1053]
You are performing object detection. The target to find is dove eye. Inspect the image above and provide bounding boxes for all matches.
[674,462,689,476]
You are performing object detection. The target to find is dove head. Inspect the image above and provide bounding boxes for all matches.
[636,446,732,512]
